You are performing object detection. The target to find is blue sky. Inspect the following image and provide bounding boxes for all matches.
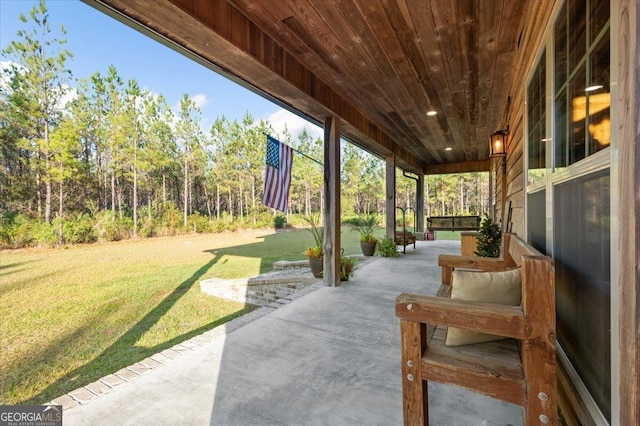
[0,0,323,140]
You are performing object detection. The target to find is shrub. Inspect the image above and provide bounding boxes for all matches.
[31,220,57,247]
[95,213,133,242]
[139,215,158,238]
[61,213,97,244]
[1,212,34,248]
[160,203,182,234]
[376,236,399,257]
[186,212,211,233]
[274,214,287,229]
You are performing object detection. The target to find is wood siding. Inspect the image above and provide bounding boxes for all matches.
[617,1,640,424]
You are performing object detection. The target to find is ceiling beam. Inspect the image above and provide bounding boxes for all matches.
[424,160,490,175]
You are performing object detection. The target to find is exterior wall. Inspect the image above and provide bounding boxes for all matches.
[500,1,640,424]
[501,0,556,238]
[616,1,640,424]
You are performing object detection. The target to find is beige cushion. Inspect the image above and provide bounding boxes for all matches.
[444,268,522,346]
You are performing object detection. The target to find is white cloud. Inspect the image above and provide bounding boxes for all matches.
[267,108,323,142]
[2,61,77,112]
[191,93,209,108]
[58,85,77,111]
[171,93,210,112]
[1,61,23,91]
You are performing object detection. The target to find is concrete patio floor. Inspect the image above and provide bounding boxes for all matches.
[63,240,522,425]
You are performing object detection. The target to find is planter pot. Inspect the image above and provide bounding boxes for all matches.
[308,256,323,278]
[360,241,377,256]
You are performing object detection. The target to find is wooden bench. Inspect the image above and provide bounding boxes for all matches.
[395,230,416,254]
[426,215,481,232]
[395,233,557,425]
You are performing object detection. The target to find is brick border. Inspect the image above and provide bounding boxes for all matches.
[50,281,324,410]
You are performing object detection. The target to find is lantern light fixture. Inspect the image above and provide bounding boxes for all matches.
[489,128,508,157]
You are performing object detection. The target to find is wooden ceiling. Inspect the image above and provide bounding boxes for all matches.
[85,0,528,175]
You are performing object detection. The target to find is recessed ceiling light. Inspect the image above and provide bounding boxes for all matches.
[445,147,452,151]
[585,85,603,92]
[427,111,437,116]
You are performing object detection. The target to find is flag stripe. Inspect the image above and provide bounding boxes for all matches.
[263,136,293,212]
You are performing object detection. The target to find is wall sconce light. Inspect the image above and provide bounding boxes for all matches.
[489,128,508,157]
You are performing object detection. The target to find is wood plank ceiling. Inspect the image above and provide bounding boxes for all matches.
[85,0,527,175]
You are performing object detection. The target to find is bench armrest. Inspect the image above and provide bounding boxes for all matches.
[396,293,526,339]
[438,254,510,270]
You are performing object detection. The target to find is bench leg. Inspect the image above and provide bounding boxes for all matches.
[441,266,453,286]
[522,342,558,425]
[400,320,428,425]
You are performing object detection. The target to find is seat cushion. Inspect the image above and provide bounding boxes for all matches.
[445,268,522,346]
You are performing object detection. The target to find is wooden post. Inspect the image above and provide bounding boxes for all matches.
[416,174,425,234]
[323,116,341,287]
[386,155,396,239]
[617,1,640,423]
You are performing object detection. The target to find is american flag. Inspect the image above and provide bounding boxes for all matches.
[263,135,293,212]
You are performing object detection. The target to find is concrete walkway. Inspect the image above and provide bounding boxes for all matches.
[63,240,522,425]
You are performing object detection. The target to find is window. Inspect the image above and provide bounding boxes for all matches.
[551,0,611,421]
[554,0,610,169]
[554,170,611,421]
[527,50,546,186]
[526,51,547,253]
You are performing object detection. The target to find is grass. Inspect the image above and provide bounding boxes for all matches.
[0,227,370,405]
[0,225,459,404]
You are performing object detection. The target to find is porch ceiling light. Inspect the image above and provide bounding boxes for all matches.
[489,129,508,157]
[585,84,604,92]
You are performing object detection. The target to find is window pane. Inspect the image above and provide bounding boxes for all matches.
[569,0,587,71]
[527,51,546,185]
[527,189,546,253]
[590,0,610,43]
[555,89,567,169]
[554,169,611,422]
[588,30,610,154]
[569,64,586,164]
[554,4,568,90]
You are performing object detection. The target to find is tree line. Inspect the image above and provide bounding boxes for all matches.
[0,1,488,248]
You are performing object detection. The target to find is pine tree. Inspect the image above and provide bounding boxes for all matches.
[475,215,501,257]
[2,0,73,222]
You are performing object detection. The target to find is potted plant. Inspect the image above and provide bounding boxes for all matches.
[303,213,324,278]
[376,235,399,257]
[340,254,358,281]
[351,214,380,256]
[475,215,502,257]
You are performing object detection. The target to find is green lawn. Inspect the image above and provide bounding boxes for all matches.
[0,227,367,405]
[0,226,459,404]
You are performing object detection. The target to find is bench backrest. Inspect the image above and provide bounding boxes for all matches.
[427,215,481,231]
[502,232,544,266]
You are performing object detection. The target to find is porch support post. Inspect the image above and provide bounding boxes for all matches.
[323,116,341,287]
[617,1,639,423]
[416,174,425,234]
[385,154,396,239]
